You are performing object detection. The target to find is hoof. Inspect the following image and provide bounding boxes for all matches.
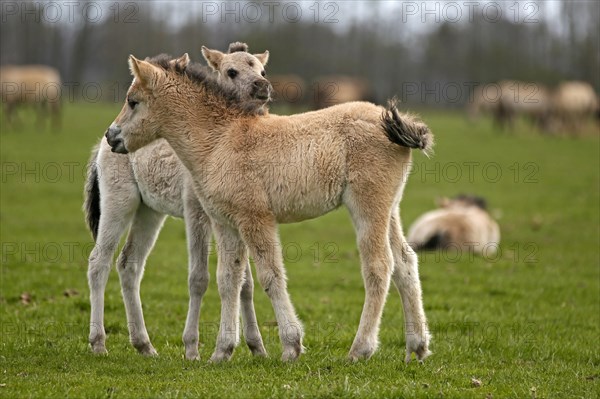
[405,333,431,363]
[281,343,303,362]
[210,351,232,363]
[347,347,375,362]
[252,348,268,358]
[247,341,268,357]
[348,338,377,362]
[210,344,234,363]
[185,349,200,361]
[89,333,107,355]
[91,344,108,355]
[405,345,431,363]
[141,347,158,357]
[134,342,158,357]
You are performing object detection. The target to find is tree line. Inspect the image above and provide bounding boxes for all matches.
[1,0,598,106]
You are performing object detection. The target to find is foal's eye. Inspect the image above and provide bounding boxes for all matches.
[127,99,138,110]
[261,70,266,77]
[227,69,238,79]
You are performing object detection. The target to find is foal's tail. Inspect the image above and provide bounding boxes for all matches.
[381,98,434,157]
[410,232,450,252]
[83,143,101,241]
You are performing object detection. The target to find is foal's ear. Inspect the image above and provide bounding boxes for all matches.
[435,197,451,208]
[253,50,269,67]
[128,55,163,90]
[170,53,190,70]
[201,46,224,71]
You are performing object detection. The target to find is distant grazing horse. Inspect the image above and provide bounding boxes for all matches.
[546,81,600,134]
[84,43,271,360]
[407,195,500,255]
[0,65,61,129]
[468,81,549,130]
[313,75,371,109]
[105,54,434,363]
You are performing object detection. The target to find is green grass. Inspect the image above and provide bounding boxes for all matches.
[1,104,598,398]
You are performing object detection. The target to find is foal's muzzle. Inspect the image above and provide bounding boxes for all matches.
[252,79,272,101]
[105,124,128,154]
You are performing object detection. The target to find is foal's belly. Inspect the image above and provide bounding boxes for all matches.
[266,174,346,224]
[273,200,342,224]
[257,141,347,223]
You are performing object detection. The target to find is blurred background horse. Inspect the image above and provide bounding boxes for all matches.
[0,65,61,130]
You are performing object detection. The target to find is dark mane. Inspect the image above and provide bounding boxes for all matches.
[144,53,266,116]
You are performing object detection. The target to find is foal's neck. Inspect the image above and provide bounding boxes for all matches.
[161,86,237,171]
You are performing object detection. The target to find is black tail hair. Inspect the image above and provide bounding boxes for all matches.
[454,194,488,210]
[381,98,434,156]
[83,143,101,241]
[411,232,449,251]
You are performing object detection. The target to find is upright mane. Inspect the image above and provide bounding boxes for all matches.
[144,53,266,116]
[228,42,249,53]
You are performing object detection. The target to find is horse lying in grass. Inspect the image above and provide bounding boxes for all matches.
[106,53,434,363]
[407,194,501,255]
[84,43,271,360]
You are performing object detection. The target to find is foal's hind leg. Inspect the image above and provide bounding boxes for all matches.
[117,204,166,356]
[88,185,139,354]
[345,194,394,361]
[389,209,431,362]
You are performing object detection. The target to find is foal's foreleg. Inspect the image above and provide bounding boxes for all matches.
[237,218,303,362]
[210,224,248,362]
[240,261,267,356]
[181,195,212,360]
[117,204,166,356]
[182,186,266,360]
[88,195,138,354]
[389,210,431,362]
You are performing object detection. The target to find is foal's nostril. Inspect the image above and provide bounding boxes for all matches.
[105,125,128,154]
[106,125,122,140]
[252,80,271,100]
[253,80,269,89]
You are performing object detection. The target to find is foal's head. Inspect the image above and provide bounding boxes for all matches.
[106,48,270,154]
[202,42,271,103]
[438,194,488,210]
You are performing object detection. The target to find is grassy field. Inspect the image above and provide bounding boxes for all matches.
[1,103,598,398]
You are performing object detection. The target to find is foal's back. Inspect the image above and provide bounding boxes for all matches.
[202,101,412,224]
